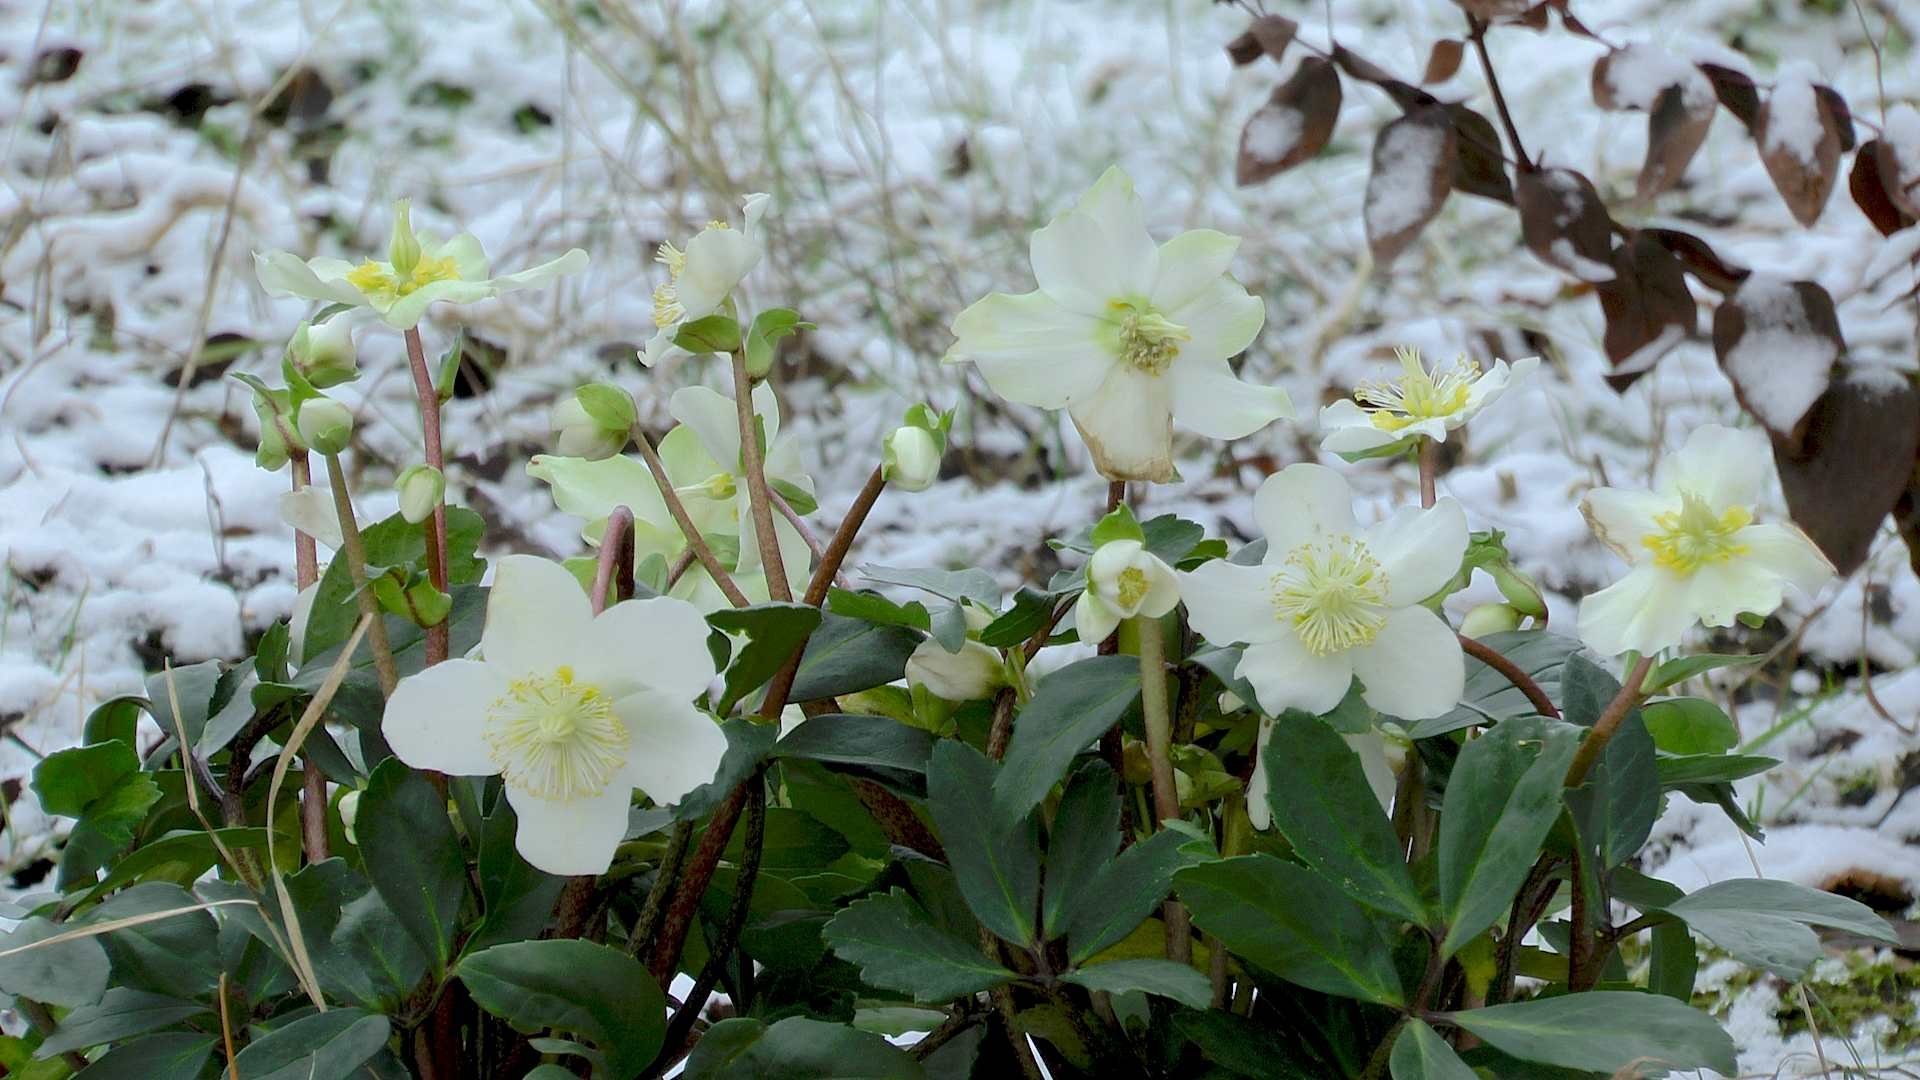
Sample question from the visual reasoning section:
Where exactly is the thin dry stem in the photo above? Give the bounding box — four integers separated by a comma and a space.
402, 328, 450, 666
731, 352, 792, 602
632, 429, 750, 608
1565, 655, 1656, 787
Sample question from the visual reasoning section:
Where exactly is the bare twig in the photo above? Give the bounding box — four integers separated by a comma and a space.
731, 353, 792, 602
1564, 655, 1655, 787
1467, 16, 1532, 172
590, 506, 635, 615
632, 429, 750, 609
1457, 634, 1561, 719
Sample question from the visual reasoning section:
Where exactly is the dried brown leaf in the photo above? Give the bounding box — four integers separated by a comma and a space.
1596, 233, 1695, 391
1364, 105, 1456, 267
1757, 81, 1842, 227
1235, 57, 1343, 186
1712, 277, 1843, 438
1815, 85, 1856, 152
1516, 168, 1615, 281
1446, 104, 1513, 204
1330, 45, 1433, 111
1423, 39, 1466, 85
1640, 228, 1750, 294
1849, 140, 1918, 237
1772, 372, 1920, 576
1638, 84, 1714, 199
1590, 51, 1622, 110
1697, 63, 1759, 131
1250, 15, 1298, 62
1225, 30, 1262, 67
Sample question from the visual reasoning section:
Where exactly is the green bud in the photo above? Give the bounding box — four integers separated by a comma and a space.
574, 382, 637, 432
288, 317, 359, 388
549, 396, 627, 460
407, 578, 452, 627
1489, 563, 1548, 618
396, 464, 445, 524
882, 425, 941, 491
296, 397, 355, 455
1460, 602, 1524, 638
250, 390, 296, 470
387, 198, 422, 276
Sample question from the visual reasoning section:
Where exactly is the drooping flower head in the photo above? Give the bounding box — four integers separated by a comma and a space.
642, 194, 771, 368
1576, 424, 1832, 657
255, 200, 587, 330
1180, 463, 1467, 722
946, 166, 1292, 483
1074, 538, 1180, 645
1318, 347, 1538, 459
382, 556, 724, 875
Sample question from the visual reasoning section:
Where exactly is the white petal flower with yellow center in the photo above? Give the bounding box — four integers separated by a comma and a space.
255, 200, 587, 331
382, 555, 724, 876
642, 193, 771, 368
1576, 424, 1833, 658
905, 604, 1006, 702
1180, 464, 1468, 721
1074, 539, 1181, 644
946, 166, 1292, 483
1318, 347, 1538, 458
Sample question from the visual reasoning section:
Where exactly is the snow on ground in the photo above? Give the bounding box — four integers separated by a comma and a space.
2, 0, 1917, 1070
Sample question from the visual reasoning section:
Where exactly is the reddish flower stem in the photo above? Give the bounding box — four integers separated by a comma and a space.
402, 328, 449, 666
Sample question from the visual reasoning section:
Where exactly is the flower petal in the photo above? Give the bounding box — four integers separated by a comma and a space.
1253, 463, 1356, 556
670, 386, 746, 473
1238, 632, 1353, 717
1657, 424, 1769, 509
1165, 276, 1264, 363
254, 250, 365, 307
505, 782, 630, 876
491, 248, 587, 293
1069, 365, 1175, 483
1073, 588, 1121, 646
677, 228, 758, 319
279, 487, 343, 550
1365, 497, 1468, 606
573, 596, 717, 701
527, 454, 671, 545
1167, 354, 1293, 440
1577, 564, 1696, 657
1348, 606, 1464, 721
1581, 488, 1673, 563
1180, 560, 1283, 646
382, 659, 505, 776
1344, 732, 1398, 814
481, 555, 595, 679
1150, 229, 1242, 313
380, 279, 495, 330
435, 233, 491, 280
1030, 166, 1158, 314
1246, 716, 1275, 830
948, 290, 1114, 409
615, 690, 730, 806
1738, 522, 1835, 596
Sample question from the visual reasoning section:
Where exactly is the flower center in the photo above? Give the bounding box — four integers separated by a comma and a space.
1355, 347, 1479, 432
1113, 566, 1150, 610
345, 255, 460, 301
1270, 537, 1391, 656
485, 665, 629, 801
676, 472, 739, 501
1642, 492, 1752, 574
1109, 301, 1190, 376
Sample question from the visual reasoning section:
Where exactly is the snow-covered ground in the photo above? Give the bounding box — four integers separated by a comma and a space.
2, 0, 1916, 1070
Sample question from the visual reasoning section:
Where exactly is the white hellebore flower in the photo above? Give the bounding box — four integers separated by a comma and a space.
255, 199, 588, 331
642, 193, 771, 368
905, 606, 1005, 702
382, 555, 725, 876
946, 166, 1291, 483
1075, 540, 1180, 644
883, 425, 942, 492
1318, 347, 1538, 457
1576, 424, 1833, 657
1180, 463, 1468, 721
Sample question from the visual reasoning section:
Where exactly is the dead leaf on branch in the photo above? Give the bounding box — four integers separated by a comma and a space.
1712, 275, 1844, 437
1757, 75, 1843, 227
1235, 57, 1342, 186
1364, 105, 1456, 267
1596, 233, 1695, 392
1772, 370, 1920, 576
1516, 168, 1615, 282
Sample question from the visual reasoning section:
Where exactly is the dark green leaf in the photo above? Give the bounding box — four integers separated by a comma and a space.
822, 889, 1015, 1003
791, 614, 921, 702
470, 794, 566, 954
1174, 1010, 1323, 1078
826, 589, 932, 631
1389, 1018, 1478, 1080
927, 741, 1039, 947
775, 714, 934, 775
1445, 992, 1736, 1074
82, 697, 146, 750
1658, 877, 1897, 976
744, 308, 812, 377
145, 660, 224, 749
683, 1016, 922, 1079
1042, 762, 1122, 939
1066, 829, 1201, 964
726, 808, 849, 872
229, 1009, 390, 1080
357, 758, 468, 969
458, 939, 666, 1080
1640, 697, 1738, 754
1560, 661, 1659, 871
0, 916, 110, 1008
991, 655, 1140, 829
82, 883, 219, 1000
31, 741, 163, 888
675, 313, 743, 354
1054, 513, 1207, 566
859, 566, 1001, 607
1648, 921, 1699, 1000
709, 603, 823, 713
978, 587, 1062, 649
1176, 854, 1405, 1005
36, 989, 205, 1056
1261, 711, 1427, 924
1062, 958, 1210, 1008
1656, 753, 1777, 785
1644, 652, 1761, 693
675, 720, 776, 822
72, 1032, 215, 1080
1436, 715, 1580, 957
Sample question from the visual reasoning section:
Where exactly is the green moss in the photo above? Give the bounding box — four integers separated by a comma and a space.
1775, 954, 1920, 1051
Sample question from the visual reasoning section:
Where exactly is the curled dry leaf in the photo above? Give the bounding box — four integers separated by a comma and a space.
1227, 15, 1299, 67
1423, 39, 1466, 85
1446, 104, 1513, 204
1236, 57, 1343, 186
1849, 140, 1917, 238
1771, 370, 1920, 576
1363, 105, 1456, 267
1516, 168, 1615, 282
1639, 84, 1715, 199
1596, 233, 1695, 391
1640, 228, 1749, 294
1757, 74, 1842, 227
1814, 85, 1855, 152
1697, 63, 1759, 131
1453, 0, 1535, 19
1331, 45, 1432, 111
1711, 274, 1843, 437
1882, 105, 1920, 219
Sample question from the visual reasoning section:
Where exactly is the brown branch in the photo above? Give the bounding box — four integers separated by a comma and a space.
290, 455, 328, 861
589, 507, 635, 615
1457, 634, 1561, 719
401, 327, 449, 666
731, 353, 792, 603
323, 453, 398, 695
652, 785, 767, 1077
629, 821, 694, 960
632, 429, 750, 609
1564, 654, 1655, 787
648, 782, 750, 984
758, 467, 888, 716
1467, 16, 1533, 171
1418, 437, 1439, 508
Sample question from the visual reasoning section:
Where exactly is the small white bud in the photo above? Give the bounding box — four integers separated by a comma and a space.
905, 637, 1005, 702
550, 397, 627, 460
396, 464, 445, 524
883, 425, 941, 492
296, 397, 355, 455
1460, 602, 1523, 639
387, 199, 422, 276
291, 318, 359, 388
338, 789, 361, 845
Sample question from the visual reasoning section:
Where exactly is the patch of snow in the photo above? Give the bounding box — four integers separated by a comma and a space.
1721, 274, 1838, 432
1242, 105, 1303, 164
1363, 118, 1447, 240
1763, 64, 1827, 167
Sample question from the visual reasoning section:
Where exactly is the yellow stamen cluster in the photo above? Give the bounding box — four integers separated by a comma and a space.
1355, 347, 1480, 432
1114, 566, 1150, 609
1110, 301, 1190, 376
650, 222, 732, 329
485, 665, 629, 801
1270, 537, 1391, 656
345, 254, 460, 301
1642, 492, 1752, 574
